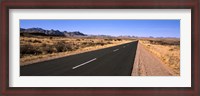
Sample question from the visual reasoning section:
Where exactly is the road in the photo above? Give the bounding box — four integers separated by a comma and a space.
20, 41, 138, 76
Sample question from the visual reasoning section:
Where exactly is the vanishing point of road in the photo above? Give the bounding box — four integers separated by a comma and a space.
20, 41, 138, 76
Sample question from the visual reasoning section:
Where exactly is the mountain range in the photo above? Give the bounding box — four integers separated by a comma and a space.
20, 28, 87, 37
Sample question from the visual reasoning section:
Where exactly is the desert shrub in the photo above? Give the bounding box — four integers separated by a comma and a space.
54, 41, 66, 52
81, 42, 96, 47
42, 43, 47, 47
104, 39, 108, 41
28, 40, 32, 42
54, 41, 73, 52
76, 39, 81, 41
114, 39, 117, 41
89, 42, 96, 46
169, 46, 180, 51
169, 48, 174, 51
80, 42, 87, 47
105, 39, 113, 41
42, 45, 56, 54
82, 42, 87, 45
33, 39, 42, 43
106, 41, 112, 44
20, 44, 42, 56
49, 37, 53, 39
96, 42, 105, 46
117, 39, 122, 41
72, 45, 80, 50
64, 43, 73, 51
149, 40, 180, 45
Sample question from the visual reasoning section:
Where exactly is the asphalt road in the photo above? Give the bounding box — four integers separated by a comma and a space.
20, 41, 138, 76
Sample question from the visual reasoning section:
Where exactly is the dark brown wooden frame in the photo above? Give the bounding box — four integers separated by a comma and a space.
0, 0, 199, 96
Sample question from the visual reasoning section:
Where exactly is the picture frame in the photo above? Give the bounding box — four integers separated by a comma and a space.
0, 0, 199, 96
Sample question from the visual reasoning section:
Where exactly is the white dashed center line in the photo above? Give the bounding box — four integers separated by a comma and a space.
113, 49, 119, 52
72, 58, 97, 69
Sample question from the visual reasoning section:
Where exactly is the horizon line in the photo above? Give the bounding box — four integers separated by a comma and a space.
20, 27, 180, 38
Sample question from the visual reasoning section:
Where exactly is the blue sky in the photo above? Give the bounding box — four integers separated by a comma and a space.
20, 20, 180, 37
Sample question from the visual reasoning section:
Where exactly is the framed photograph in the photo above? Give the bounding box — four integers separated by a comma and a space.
1, 0, 199, 95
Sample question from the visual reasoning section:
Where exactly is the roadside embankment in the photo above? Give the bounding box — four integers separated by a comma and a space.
132, 41, 176, 76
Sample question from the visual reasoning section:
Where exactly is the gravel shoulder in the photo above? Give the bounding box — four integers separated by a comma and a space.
132, 41, 177, 76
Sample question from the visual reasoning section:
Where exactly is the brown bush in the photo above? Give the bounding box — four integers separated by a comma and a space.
106, 41, 112, 44
49, 37, 53, 39
76, 39, 81, 41
104, 39, 113, 41
117, 39, 122, 41
96, 42, 105, 46
20, 44, 42, 57
28, 40, 32, 42
81, 42, 96, 47
33, 39, 42, 43
149, 40, 180, 45
42, 45, 57, 54
54, 41, 73, 52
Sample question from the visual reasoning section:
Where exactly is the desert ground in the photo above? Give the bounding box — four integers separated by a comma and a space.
139, 38, 180, 75
20, 36, 134, 66
20, 35, 180, 76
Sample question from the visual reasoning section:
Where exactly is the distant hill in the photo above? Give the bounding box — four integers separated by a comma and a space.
20, 28, 87, 37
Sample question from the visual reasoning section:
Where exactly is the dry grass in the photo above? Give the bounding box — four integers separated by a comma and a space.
140, 38, 180, 75
20, 36, 134, 66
